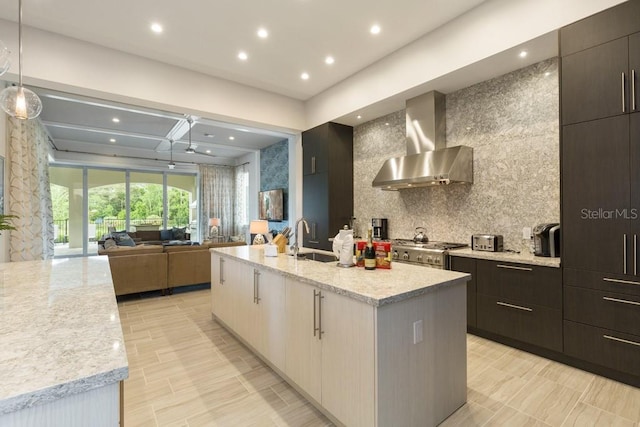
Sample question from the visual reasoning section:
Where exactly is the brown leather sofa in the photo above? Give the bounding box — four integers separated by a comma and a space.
99, 241, 246, 296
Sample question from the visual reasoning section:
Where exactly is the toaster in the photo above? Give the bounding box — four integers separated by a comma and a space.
472, 234, 504, 252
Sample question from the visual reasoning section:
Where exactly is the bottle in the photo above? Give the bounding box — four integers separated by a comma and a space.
364, 228, 376, 270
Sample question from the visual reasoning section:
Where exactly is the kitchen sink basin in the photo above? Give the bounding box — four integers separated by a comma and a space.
296, 252, 337, 263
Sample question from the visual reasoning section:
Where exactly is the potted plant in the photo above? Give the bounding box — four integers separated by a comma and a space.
0, 214, 17, 234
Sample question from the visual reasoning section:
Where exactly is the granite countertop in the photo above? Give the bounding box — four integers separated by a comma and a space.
450, 248, 561, 268
0, 257, 128, 415
211, 246, 470, 307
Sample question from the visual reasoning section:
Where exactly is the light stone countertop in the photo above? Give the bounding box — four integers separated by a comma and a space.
211, 245, 470, 307
450, 248, 561, 268
0, 257, 128, 415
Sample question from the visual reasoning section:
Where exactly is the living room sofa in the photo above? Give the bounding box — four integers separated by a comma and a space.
99, 241, 246, 296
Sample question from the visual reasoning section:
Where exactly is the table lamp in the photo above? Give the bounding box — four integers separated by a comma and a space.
209, 218, 220, 238
250, 220, 269, 245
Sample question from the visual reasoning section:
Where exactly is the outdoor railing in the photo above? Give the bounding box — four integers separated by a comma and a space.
53, 218, 191, 244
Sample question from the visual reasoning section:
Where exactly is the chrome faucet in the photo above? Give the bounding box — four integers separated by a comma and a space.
290, 217, 310, 257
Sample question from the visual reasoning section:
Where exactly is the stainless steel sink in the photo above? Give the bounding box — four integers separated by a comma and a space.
296, 252, 337, 263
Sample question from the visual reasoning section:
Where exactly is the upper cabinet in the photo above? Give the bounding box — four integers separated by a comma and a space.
302, 122, 353, 251
560, 0, 640, 126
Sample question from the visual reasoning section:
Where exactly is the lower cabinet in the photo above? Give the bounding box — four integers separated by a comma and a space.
284, 278, 375, 427
211, 254, 237, 327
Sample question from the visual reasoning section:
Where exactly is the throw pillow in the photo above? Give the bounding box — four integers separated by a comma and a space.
172, 226, 187, 240
112, 231, 136, 247
103, 238, 117, 250
160, 229, 173, 241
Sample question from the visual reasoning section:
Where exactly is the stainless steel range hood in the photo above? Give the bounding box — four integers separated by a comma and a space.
372, 91, 473, 190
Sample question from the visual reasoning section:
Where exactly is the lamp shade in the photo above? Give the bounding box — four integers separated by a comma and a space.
249, 220, 269, 235
209, 218, 220, 227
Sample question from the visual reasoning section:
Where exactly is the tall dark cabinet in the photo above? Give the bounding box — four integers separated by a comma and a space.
301, 122, 353, 251
561, 0, 640, 384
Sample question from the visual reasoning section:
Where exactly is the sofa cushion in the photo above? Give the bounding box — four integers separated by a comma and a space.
99, 244, 164, 256
172, 226, 187, 240
104, 238, 117, 250
160, 229, 173, 241
136, 230, 162, 241
112, 231, 136, 246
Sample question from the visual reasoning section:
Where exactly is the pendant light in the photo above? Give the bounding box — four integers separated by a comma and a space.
168, 139, 175, 169
185, 117, 195, 154
0, 0, 43, 120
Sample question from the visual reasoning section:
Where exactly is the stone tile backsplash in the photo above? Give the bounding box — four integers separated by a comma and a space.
353, 58, 559, 253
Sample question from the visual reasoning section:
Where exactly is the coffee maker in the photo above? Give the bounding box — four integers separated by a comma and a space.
371, 218, 388, 240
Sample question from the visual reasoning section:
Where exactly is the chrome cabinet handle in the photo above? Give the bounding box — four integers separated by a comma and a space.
496, 301, 533, 312
496, 264, 532, 272
624, 234, 628, 275
219, 258, 225, 284
632, 69, 637, 111
253, 270, 261, 304
318, 290, 324, 340
603, 334, 640, 347
603, 277, 640, 286
311, 156, 316, 174
622, 72, 627, 113
313, 290, 318, 337
603, 296, 640, 307
635, 234, 637, 276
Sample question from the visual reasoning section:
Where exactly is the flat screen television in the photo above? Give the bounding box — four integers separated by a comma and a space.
259, 188, 284, 221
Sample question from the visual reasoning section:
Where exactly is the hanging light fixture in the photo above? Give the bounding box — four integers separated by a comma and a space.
185, 117, 195, 154
0, 0, 42, 120
168, 139, 176, 169
0, 40, 10, 77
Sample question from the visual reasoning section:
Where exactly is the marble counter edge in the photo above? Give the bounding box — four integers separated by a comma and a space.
0, 366, 128, 416
211, 248, 470, 307
449, 249, 561, 268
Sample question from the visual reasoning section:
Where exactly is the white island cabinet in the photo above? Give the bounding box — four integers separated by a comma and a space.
211, 246, 469, 427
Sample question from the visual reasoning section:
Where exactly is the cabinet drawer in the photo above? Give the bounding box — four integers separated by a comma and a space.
564, 285, 640, 336
477, 294, 562, 351
564, 320, 640, 377
477, 260, 562, 308
564, 268, 640, 298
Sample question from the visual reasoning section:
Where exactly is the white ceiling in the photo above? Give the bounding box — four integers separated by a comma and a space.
0, 0, 563, 166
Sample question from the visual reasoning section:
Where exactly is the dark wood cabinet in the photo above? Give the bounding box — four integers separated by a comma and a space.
449, 256, 477, 328
302, 122, 353, 251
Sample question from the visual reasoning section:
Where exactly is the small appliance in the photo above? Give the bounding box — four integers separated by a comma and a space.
533, 223, 560, 257
371, 218, 388, 240
472, 234, 504, 252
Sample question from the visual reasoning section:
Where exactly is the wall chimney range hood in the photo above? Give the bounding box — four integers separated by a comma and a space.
372, 91, 473, 190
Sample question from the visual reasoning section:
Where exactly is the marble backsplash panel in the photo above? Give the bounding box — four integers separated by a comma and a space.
353, 58, 559, 253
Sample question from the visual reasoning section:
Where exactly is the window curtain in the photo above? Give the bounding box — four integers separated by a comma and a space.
234, 163, 249, 237
199, 165, 235, 240
7, 116, 55, 261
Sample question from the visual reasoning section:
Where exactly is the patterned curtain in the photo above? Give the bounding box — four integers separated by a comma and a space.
234, 163, 249, 237
7, 117, 55, 261
199, 165, 235, 241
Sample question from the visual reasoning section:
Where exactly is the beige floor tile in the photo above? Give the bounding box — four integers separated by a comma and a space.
536, 361, 595, 394
439, 401, 497, 426
167, 356, 252, 392
186, 389, 285, 426
466, 387, 505, 413
485, 405, 552, 427
124, 377, 173, 413
561, 402, 636, 427
271, 402, 333, 427
270, 382, 307, 407
468, 366, 529, 405
467, 349, 493, 381
490, 348, 550, 380
238, 365, 286, 393
124, 404, 157, 427
467, 335, 513, 360
507, 375, 582, 425
580, 376, 640, 423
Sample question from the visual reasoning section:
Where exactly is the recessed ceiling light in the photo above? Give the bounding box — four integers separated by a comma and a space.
519, 50, 528, 58
370, 24, 381, 35
229, 136, 235, 140
301, 72, 310, 80
238, 51, 248, 61
357, 115, 362, 119
150, 23, 163, 34
109, 138, 116, 143
257, 27, 269, 39
544, 71, 551, 77
112, 117, 120, 123
385, 122, 389, 126
325, 56, 335, 65
206, 149, 211, 154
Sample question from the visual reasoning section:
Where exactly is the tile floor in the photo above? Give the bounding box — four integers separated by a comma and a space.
117, 288, 640, 427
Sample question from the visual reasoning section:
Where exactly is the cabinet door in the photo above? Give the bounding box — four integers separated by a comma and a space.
302, 125, 328, 175
562, 116, 630, 273
211, 255, 236, 327
630, 113, 640, 263
233, 266, 258, 348
630, 33, 640, 114
450, 256, 477, 328
321, 291, 375, 427
211, 254, 223, 316
255, 268, 286, 372
284, 279, 322, 402
303, 172, 329, 250
562, 37, 629, 125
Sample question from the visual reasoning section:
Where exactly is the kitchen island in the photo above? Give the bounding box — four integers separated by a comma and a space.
210, 245, 470, 427
0, 257, 128, 426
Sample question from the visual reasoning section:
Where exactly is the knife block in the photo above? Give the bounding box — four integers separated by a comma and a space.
272, 234, 288, 253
